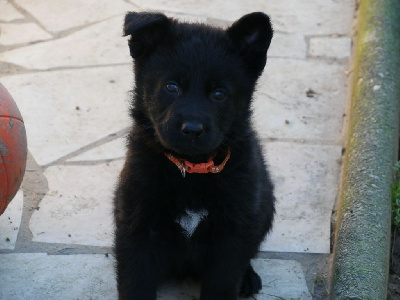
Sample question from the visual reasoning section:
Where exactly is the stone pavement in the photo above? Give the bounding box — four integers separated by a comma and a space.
0, 0, 356, 299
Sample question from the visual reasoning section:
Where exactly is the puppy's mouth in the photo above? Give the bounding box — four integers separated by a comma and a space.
160, 139, 220, 157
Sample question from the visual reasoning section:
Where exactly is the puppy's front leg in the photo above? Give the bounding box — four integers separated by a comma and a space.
115, 233, 160, 300
200, 237, 251, 300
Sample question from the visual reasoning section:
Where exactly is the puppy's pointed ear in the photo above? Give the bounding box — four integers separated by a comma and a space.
227, 12, 273, 77
123, 12, 171, 59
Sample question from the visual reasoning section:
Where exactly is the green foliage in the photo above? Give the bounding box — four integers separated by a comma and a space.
392, 161, 400, 227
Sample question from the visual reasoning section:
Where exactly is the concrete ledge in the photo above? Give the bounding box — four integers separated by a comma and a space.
330, 0, 400, 299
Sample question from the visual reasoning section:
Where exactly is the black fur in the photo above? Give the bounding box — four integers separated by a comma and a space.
114, 11, 275, 300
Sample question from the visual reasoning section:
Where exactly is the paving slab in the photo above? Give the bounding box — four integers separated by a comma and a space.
29, 160, 123, 247
0, 254, 311, 300
0, 66, 132, 166
0, 253, 117, 300
309, 37, 352, 59
250, 258, 311, 299
134, 0, 354, 35
14, 0, 135, 32
0, 23, 52, 46
261, 142, 342, 253
253, 58, 348, 141
268, 33, 307, 59
67, 136, 127, 162
0, 0, 25, 22
0, 190, 23, 250
264, 0, 355, 35
0, 16, 131, 70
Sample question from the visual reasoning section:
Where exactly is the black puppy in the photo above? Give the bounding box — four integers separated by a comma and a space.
114, 11, 275, 300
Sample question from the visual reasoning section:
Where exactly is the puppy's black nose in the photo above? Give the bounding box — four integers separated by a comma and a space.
181, 121, 204, 138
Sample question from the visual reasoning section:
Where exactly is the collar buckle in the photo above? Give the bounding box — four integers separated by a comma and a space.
184, 161, 214, 174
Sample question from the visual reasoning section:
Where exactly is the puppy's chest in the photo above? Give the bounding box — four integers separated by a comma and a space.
170, 180, 225, 238
175, 208, 209, 238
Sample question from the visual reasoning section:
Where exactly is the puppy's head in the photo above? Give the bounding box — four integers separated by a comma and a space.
124, 12, 273, 157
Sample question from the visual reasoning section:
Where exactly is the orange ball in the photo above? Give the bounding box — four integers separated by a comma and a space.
0, 83, 27, 215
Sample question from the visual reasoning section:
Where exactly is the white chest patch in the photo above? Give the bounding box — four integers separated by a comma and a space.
175, 209, 208, 238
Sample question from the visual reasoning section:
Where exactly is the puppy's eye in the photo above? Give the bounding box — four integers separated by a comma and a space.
211, 89, 227, 102
166, 82, 179, 93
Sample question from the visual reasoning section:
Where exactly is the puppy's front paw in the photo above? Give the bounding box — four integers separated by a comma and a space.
239, 266, 262, 297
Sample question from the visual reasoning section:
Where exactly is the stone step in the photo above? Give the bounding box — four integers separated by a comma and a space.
0, 254, 311, 300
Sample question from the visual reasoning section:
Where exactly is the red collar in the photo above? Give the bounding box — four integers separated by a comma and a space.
164, 149, 231, 178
